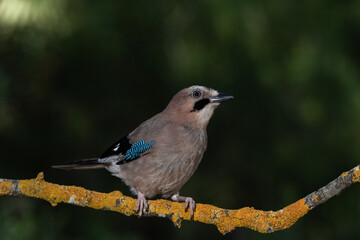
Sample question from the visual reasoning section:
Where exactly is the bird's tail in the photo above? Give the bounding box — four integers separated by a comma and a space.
52, 158, 105, 170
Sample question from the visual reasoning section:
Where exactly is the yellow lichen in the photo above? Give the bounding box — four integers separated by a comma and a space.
0, 181, 12, 195
276, 199, 310, 229
213, 199, 309, 234
353, 168, 360, 182
0, 169, 357, 234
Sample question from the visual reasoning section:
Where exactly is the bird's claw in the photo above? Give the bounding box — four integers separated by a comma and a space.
135, 191, 148, 217
171, 194, 196, 218
184, 197, 196, 217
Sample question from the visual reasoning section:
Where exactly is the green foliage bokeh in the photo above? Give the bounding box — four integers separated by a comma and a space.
0, 0, 359, 239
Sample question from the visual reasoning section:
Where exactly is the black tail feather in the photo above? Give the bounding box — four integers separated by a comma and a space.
52, 158, 105, 170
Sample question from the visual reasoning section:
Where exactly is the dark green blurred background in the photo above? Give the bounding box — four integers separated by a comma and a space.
1, 0, 360, 239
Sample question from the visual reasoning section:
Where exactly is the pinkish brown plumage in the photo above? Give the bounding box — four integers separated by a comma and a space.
53, 86, 233, 217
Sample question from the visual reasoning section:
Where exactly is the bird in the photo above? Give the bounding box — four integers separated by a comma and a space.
53, 86, 233, 217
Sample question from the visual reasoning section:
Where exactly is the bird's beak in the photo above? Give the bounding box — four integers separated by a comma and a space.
209, 92, 234, 103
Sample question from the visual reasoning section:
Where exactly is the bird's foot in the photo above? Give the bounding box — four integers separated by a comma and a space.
171, 194, 196, 218
135, 191, 148, 217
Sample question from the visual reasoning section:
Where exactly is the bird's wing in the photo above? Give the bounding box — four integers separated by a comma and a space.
100, 135, 132, 159
100, 135, 156, 165
100, 113, 165, 164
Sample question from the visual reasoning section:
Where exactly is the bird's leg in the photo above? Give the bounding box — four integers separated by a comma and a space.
135, 190, 148, 217
171, 193, 196, 217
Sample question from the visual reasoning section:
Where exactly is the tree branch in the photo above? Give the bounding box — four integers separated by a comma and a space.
0, 164, 359, 234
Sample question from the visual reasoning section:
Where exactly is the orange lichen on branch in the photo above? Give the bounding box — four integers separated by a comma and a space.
0, 164, 359, 234
188, 198, 309, 234
0, 181, 12, 195
0, 172, 311, 234
230, 199, 309, 234
268, 199, 309, 231
17, 172, 138, 215
353, 167, 360, 182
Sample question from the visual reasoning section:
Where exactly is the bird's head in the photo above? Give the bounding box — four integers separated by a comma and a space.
163, 86, 234, 128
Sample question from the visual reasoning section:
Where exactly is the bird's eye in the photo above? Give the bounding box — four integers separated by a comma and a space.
192, 90, 202, 98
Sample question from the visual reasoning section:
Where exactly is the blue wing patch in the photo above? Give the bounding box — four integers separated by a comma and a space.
101, 137, 155, 165
124, 139, 156, 160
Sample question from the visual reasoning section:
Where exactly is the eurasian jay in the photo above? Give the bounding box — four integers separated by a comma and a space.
53, 86, 233, 217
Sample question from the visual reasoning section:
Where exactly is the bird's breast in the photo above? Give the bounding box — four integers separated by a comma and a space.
119, 125, 208, 198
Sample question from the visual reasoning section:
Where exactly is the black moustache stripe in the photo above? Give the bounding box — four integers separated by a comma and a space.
191, 98, 210, 112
